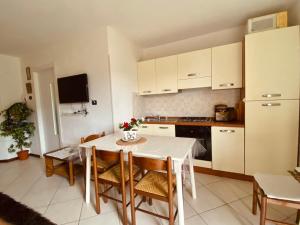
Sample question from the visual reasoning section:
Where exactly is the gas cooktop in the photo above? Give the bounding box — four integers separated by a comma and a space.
177, 117, 214, 122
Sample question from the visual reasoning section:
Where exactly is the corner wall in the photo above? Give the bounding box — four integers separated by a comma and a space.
0, 54, 24, 159
21, 27, 114, 150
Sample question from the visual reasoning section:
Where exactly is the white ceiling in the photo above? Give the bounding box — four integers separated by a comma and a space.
0, 0, 297, 56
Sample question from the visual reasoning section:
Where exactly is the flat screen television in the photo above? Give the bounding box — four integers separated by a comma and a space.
57, 73, 89, 103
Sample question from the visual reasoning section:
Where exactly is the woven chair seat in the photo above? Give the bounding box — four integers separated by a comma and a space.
135, 171, 175, 197
92, 158, 116, 171
98, 163, 139, 183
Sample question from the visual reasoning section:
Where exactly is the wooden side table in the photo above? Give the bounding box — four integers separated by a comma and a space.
44, 146, 82, 185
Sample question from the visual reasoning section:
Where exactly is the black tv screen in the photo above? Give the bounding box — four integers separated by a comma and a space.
57, 74, 89, 103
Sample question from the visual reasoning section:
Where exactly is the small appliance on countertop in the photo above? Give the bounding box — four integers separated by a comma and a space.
214, 104, 236, 122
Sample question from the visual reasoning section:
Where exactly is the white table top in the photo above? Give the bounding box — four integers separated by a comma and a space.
79, 133, 196, 162
254, 173, 300, 202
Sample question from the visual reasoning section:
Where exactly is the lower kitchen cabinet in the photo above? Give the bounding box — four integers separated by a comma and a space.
212, 126, 244, 174
138, 124, 175, 137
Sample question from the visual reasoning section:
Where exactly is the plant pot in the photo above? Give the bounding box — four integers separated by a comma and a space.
123, 130, 137, 141
17, 150, 29, 160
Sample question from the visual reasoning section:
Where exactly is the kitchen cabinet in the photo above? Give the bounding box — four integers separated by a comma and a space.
245, 100, 299, 175
178, 48, 212, 89
212, 126, 244, 174
245, 26, 300, 100
138, 124, 175, 137
156, 55, 178, 94
138, 60, 156, 95
212, 42, 242, 90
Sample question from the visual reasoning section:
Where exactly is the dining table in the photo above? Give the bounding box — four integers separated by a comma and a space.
79, 133, 197, 225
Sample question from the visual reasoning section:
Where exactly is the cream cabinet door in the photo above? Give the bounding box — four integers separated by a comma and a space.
156, 56, 178, 94
212, 42, 242, 90
138, 60, 156, 95
153, 124, 175, 137
245, 26, 300, 100
212, 127, 244, 173
245, 100, 299, 175
178, 48, 212, 80
138, 124, 155, 135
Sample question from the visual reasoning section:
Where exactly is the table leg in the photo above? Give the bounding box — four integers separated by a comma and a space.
45, 157, 54, 177
188, 151, 197, 199
85, 148, 91, 204
174, 161, 185, 225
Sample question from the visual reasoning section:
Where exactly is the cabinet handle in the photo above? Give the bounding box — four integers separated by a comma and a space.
262, 103, 281, 107
141, 126, 148, 128
143, 90, 152, 94
219, 83, 234, 87
262, 93, 281, 98
220, 129, 235, 133
187, 73, 197, 77
159, 126, 169, 129
162, 89, 171, 92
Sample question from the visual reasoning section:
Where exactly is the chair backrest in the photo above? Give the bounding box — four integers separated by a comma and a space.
80, 131, 105, 144
96, 149, 121, 164
131, 155, 169, 171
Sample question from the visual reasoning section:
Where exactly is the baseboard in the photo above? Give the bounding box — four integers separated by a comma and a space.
194, 166, 253, 182
30, 153, 41, 158
0, 157, 18, 163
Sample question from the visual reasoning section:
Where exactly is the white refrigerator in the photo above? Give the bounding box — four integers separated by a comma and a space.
245, 25, 300, 175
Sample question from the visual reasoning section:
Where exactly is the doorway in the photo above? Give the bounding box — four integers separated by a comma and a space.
33, 67, 60, 154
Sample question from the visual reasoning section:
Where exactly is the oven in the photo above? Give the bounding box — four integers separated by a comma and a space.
175, 125, 212, 167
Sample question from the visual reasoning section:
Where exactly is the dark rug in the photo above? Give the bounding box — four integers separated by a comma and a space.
0, 192, 56, 225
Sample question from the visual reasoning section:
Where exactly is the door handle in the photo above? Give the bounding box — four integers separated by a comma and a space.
219, 83, 234, 87
162, 89, 171, 92
143, 90, 152, 94
159, 127, 169, 129
187, 73, 197, 77
262, 93, 281, 98
262, 103, 281, 107
219, 130, 235, 133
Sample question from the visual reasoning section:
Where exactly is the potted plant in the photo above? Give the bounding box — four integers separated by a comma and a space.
0, 102, 35, 160
119, 118, 142, 141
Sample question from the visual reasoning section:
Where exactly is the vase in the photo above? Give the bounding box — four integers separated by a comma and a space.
17, 150, 29, 160
123, 130, 137, 141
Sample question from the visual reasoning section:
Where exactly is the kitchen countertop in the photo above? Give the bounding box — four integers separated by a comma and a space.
143, 117, 244, 128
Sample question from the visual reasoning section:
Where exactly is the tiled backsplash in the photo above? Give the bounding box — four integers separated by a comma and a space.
133, 88, 241, 118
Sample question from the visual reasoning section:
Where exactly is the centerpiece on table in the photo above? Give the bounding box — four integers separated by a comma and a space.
119, 118, 142, 141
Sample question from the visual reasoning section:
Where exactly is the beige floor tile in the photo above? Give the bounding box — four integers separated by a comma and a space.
229, 196, 286, 225
52, 184, 84, 204
80, 198, 118, 219
201, 204, 252, 225
44, 198, 83, 225
32, 206, 48, 215
79, 211, 120, 225
63, 222, 78, 225
184, 186, 225, 213
195, 173, 224, 185
20, 187, 58, 208
206, 180, 249, 203
185, 215, 207, 225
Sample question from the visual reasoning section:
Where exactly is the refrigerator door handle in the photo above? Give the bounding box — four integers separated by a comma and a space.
262, 103, 281, 107
262, 93, 281, 98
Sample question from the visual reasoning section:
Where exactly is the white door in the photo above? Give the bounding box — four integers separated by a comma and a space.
245, 100, 299, 175
212, 127, 244, 173
34, 68, 60, 153
212, 42, 243, 90
138, 60, 156, 95
156, 55, 178, 94
245, 26, 300, 100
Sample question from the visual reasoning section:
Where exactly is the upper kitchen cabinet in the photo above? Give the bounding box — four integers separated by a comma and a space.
156, 55, 178, 94
245, 26, 300, 100
138, 59, 156, 95
212, 42, 243, 90
178, 48, 212, 89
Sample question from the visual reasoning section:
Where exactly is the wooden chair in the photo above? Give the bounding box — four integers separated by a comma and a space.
128, 151, 177, 225
252, 173, 300, 225
92, 147, 140, 225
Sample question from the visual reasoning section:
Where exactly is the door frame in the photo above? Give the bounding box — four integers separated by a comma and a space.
32, 66, 62, 155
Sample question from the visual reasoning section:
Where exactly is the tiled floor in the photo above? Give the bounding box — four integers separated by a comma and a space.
0, 157, 298, 225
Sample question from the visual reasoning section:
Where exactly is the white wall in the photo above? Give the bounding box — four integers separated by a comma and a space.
142, 25, 246, 60
107, 27, 140, 131
21, 27, 114, 149
0, 54, 24, 159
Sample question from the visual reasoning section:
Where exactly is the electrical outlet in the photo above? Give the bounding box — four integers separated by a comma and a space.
91, 100, 97, 105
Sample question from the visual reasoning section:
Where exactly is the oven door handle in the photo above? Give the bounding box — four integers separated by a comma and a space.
219, 129, 235, 133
